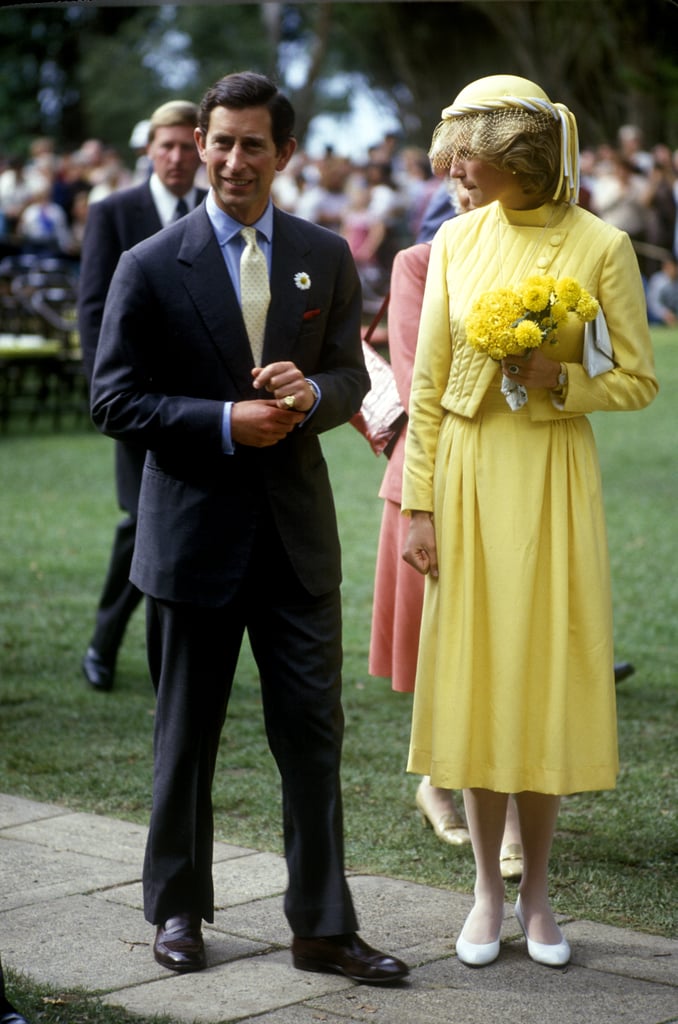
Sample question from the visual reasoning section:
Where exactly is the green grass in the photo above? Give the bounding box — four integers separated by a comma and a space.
1, 330, 677, 1019
0, 973, 178, 1024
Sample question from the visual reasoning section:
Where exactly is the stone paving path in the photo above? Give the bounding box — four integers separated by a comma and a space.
1, 794, 676, 1024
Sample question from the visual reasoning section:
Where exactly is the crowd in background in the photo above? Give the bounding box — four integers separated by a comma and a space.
1, 120, 677, 326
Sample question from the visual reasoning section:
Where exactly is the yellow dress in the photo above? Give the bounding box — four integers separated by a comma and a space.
402, 201, 658, 795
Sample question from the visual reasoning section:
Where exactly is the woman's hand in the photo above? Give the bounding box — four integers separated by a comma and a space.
501, 348, 561, 390
403, 511, 439, 578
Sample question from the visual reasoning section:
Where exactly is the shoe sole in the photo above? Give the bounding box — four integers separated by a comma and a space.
292, 955, 407, 984
154, 953, 206, 973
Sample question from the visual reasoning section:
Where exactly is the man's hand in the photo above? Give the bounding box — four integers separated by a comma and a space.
403, 511, 439, 578
231, 399, 304, 447
252, 361, 316, 412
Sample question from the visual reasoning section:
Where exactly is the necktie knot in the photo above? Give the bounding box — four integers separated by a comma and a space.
239, 227, 270, 366
174, 197, 189, 220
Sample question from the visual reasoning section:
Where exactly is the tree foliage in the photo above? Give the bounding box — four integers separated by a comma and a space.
0, 5, 160, 157
0, 1, 676, 163
322, 0, 678, 150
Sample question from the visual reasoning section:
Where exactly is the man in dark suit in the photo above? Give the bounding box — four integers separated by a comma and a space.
90, 72, 408, 986
79, 100, 206, 691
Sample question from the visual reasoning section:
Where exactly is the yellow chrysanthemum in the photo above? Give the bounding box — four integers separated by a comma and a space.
554, 277, 582, 307
550, 300, 569, 325
524, 273, 555, 292
513, 319, 543, 349
466, 289, 522, 354
576, 293, 600, 321
520, 275, 554, 313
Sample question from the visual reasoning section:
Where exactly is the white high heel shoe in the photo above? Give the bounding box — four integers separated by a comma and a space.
514, 897, 571, 967
455, 912, 501, 967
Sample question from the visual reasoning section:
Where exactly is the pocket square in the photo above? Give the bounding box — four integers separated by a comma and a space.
303, 308, 321, 321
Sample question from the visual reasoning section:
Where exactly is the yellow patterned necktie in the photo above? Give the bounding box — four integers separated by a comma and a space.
239, 226, 270, 365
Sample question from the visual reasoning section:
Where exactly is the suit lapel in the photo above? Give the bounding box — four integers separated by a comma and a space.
265, 210, 313, 364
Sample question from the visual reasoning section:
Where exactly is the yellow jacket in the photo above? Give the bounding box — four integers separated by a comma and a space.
402, 201, 658, 514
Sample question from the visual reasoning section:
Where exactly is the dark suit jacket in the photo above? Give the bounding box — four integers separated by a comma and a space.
90, 204, 369, 605
78, 181, 207, 511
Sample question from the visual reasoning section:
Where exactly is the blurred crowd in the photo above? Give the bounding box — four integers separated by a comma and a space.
1, 120, 677, 326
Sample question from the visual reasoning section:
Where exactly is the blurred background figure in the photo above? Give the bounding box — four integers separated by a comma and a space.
590, 153, 648, 252
340, 179, 387, 301
16, 183, 73, 258
295, 149, 352, 232
641, 144, 677, 278
0, 157, 34, 247
646, 256, 678, 326
78, 99, 205, 693
129, 118, 152, 184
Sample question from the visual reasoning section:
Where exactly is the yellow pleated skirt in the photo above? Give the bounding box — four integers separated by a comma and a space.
407, 380, 618, 795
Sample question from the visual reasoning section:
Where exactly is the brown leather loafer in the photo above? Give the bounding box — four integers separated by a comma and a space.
153, 913, 206, 973
292, 933, 408, 984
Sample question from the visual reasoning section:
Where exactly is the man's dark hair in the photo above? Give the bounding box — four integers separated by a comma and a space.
198, 72, 295, 151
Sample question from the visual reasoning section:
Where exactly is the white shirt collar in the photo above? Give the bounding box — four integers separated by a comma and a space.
149, 173, 197, 226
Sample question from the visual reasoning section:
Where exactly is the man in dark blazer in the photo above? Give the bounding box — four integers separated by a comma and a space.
90, 72, 408, 986
78, 99, 206, 691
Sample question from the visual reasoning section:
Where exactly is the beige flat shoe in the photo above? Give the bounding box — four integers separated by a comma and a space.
500, 842, 523, 880
415, 781, 471, 846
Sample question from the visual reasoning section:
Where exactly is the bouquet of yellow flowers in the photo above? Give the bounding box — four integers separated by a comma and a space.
465, 274, 599, 409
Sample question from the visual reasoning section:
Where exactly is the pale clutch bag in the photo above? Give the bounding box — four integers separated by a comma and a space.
583, 307, 614, 377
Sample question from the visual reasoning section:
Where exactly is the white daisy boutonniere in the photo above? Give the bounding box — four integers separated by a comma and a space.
294, 271, 311, 290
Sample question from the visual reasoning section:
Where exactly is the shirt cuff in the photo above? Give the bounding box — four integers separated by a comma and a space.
223, 382, 319, 452
303, 378, 321, 420
222, 401, 235, 454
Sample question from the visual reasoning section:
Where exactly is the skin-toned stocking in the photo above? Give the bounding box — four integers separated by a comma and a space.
502, 795, 522, 847
461, 788, 508, 943
514, 791, 562, 943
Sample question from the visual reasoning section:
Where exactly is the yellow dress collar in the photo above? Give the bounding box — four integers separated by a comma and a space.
496, 201, 567, 229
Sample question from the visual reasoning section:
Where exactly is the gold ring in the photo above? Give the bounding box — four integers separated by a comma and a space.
282, 394, 296, 409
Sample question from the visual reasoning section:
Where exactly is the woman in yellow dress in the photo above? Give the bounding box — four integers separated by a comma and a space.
402, 75, 658, 968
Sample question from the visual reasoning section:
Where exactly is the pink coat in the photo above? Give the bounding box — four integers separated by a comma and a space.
369, 243, 431, 692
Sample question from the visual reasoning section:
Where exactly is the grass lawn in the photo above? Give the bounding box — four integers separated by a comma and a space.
1, 328, 676, 1017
